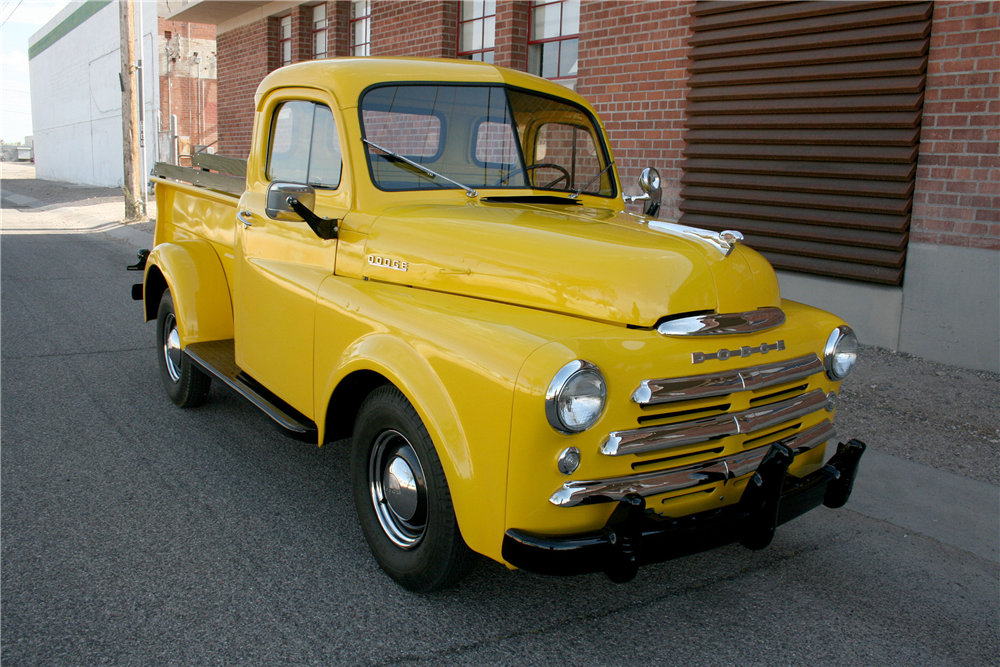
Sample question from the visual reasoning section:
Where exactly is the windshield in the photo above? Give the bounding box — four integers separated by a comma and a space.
360, 84, 615, 197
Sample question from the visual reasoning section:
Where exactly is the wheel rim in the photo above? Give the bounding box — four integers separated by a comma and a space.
162, 313, 182, 383
369, 429, 427, 549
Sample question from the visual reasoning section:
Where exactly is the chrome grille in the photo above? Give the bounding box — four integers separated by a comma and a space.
601, 389, 833, 457
549, 354, 833, 509
631, 353, 823, 406
551, 421, 836, 507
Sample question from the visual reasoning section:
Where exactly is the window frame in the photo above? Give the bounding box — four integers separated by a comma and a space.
457, 0, 496, 63
312, 3, 328, 59
278, 15, 292, 67
527, 0, 580, 86
350, 0, 371, 57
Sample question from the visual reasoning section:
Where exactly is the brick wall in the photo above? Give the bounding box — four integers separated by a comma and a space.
215, 2, 351, 157
371, 0, 458, 57
494, 1, 529, 70
159, 18, 217, 158
912, 0, 1000, 251
328, 1, 352, 59
217, 18, 279, 157
576, 0, 693, 218
291, 4, 313, 62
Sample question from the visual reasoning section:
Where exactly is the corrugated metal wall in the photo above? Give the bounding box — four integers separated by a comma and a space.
679, 1, 933, 285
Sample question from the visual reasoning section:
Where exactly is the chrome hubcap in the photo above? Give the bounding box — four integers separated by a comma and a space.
369, 430, 427, 549
162, 313, 182, 383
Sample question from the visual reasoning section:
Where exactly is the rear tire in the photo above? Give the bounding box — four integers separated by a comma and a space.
351, 385, 475, 592
156, 290, 211, 408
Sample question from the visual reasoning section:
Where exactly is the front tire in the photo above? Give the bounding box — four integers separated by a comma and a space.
351, 386, 474, 592
156, 290, 211, 408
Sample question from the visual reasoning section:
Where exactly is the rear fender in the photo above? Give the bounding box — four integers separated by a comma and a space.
144, 240, 234, 345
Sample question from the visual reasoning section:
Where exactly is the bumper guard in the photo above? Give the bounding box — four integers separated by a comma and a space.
502, 439, 866, 583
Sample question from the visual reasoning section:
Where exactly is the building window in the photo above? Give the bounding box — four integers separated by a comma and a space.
458, 0, 496, 63
279, 15, 292, 66
312, 4, 328, 59
351, 0, 371, 57
528, 0, 579, 90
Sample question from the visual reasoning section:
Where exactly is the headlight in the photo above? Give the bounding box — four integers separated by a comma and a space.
545, 360, 607, 434
824, 326, 858, 379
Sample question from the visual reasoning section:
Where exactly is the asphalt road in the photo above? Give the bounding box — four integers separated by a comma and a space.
2, 169, 997, 666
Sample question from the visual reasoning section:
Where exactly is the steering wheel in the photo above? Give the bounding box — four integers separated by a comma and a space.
493, 163, 571, 189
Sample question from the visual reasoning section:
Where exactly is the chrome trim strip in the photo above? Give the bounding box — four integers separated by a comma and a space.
601, 388, 834, 457
656, 307, 786, 337
551, 421, 836, 507
632, 354, 824, 406
647, 219, 739, 257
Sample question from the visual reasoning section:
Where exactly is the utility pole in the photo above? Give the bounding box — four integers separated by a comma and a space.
119, 0, 144, 221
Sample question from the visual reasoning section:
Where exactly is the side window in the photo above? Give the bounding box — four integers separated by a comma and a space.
362, 109, 443, 160
268, 101, 342, 188
533, 122, 600, 191
309, 106, 342, 187
474, 120, 518, 167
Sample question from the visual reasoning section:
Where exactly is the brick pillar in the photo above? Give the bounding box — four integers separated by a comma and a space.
291, 4, 313, 62
216, 17, 281, 158
577, 0, 694, 217
495, 1, 529, 70
911, 0, 1000, 250
371, 0, 458, 57
328, 0, 351, 57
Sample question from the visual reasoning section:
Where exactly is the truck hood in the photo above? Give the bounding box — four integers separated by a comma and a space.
362, 201, 780, 328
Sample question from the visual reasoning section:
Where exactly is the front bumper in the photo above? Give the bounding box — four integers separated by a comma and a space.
502, 438, 866, 583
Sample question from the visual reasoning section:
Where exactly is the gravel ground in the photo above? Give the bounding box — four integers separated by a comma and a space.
837, 345, 1000, 485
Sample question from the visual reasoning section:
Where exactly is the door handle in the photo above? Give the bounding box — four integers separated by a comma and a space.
237, 210, 253, 228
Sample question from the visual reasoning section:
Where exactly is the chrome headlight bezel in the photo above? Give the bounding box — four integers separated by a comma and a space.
824, 325, 858, 380
545, 360, 607, 434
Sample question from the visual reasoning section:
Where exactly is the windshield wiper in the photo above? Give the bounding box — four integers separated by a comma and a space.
362, 138, 479, 198
569, 161, 615, 199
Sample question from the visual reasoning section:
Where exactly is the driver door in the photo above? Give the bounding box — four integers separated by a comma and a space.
234, 90, 350, 419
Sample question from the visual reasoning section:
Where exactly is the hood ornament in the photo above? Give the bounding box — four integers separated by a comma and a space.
720, 230, 744, 245
646, 220, 744, 257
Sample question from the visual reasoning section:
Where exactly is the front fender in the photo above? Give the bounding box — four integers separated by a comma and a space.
144, 240, 234, 345
313, 278, 614, 564
336, 334, 474, 485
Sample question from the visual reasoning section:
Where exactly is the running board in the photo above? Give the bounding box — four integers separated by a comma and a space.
183, 339, 318, 443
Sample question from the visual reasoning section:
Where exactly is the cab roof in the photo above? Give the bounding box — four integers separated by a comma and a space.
254, 57, 594, 112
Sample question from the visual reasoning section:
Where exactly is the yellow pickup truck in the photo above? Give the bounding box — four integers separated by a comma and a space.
131, 58, 865, 592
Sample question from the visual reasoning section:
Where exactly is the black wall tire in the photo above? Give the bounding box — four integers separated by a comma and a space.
156, 290, 211, 408
351, 385, 475, 593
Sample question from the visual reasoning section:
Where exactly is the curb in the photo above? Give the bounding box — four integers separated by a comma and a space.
851, 448, 999, 563
105, 224, 154, 249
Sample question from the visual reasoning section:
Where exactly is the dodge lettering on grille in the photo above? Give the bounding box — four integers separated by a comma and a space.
693, 340, 785, 364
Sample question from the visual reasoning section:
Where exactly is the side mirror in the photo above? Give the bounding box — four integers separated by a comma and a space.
266, 182, 315, 221
638, 167, 661, 218
624, 167, 662, 218
265, 181, 339, 240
